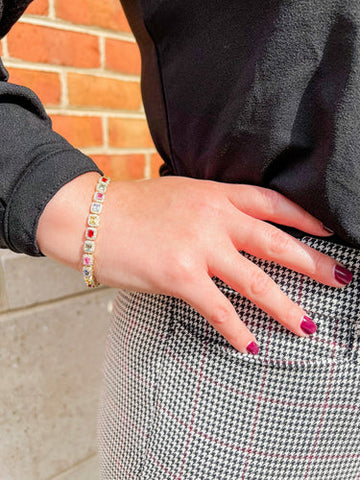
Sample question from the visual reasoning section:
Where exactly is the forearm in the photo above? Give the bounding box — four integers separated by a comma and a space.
36, 171, 102, 272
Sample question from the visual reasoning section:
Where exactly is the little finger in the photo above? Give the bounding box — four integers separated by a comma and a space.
179, 273, 260, 355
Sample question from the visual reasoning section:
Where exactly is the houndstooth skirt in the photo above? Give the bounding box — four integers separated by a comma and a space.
96, 235, 360, 480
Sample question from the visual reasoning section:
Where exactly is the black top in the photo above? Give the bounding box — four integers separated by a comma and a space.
122, 0, 360, 248
1, 0, 359, 258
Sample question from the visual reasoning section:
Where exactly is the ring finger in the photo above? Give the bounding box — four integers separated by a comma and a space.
209, 241, 318, 337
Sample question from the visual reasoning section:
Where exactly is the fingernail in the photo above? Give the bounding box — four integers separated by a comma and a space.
322, 223, 334, 234
246, 341, 259, 355
300, 315, 317, 335
334, 264, 353, 285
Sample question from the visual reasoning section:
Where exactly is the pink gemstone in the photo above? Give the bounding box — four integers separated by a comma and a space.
96, 193, 104, 200
84, 257, 91, 265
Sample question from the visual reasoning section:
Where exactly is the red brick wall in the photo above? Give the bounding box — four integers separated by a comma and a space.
1, 0, 163, 180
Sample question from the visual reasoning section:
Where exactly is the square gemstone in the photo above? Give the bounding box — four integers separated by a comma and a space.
96, 183, 107, 193
83, 254, 93, 265
94, 192, 104, 202
88, 214, 100, 227
83, 267, 92, 277
84, 240, 95, 253
85, 227, 97, 240
91, 202, 102, 214
100, 176, 109, 184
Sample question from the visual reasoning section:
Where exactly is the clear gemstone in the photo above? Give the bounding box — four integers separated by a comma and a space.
91, 202, 102, 214
96, 183, 107, 193
84, 240, 95, 253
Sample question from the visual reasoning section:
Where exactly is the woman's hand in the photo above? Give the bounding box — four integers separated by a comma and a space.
37, 173, 353, 354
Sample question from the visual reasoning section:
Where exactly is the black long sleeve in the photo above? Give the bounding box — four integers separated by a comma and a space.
122, 0, 360, 248
0, 1, 103, 257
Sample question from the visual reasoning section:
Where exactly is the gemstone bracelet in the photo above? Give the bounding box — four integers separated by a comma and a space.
82, 175, 111, 288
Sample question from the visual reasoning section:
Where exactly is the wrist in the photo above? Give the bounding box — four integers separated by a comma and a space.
36, 171, 102, 272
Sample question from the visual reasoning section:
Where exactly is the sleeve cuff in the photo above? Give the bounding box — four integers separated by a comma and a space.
4, 148, 104, 257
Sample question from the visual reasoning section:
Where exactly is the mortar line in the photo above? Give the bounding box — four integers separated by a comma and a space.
80, 146, 157, 156
48, 0, 55, 19
1, 37, 8, 58
144, 151, 152, 179
99, 36, 106, 70
19, 15, 136, 41
59, 70, 68, 107
3, 58, 140, 81
46, 108, 147, 118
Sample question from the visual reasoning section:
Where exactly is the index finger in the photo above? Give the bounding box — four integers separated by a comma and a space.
225, 184, 333, 237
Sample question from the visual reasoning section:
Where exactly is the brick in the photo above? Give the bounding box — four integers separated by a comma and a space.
151, 152, 165, 178
92, 154, 145, 180
7, 67, 61, 105
50, 115, 103, 148
0, 288, 115, 479
55, 0, 131, 32
105, 39, 141, 75
25, 0, 49, 15
91, 154, 111, 177
108, 118, 153, 148
7, 23, 100, 68
67, 73, 142, 110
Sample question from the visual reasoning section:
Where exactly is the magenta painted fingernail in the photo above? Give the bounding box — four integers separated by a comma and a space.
334, 264, 353, 285
300, 315, 317, 335
322, 224, 334, 234
246, 341, 259, 355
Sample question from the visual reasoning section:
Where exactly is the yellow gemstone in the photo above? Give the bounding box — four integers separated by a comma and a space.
88, 214, 100, 227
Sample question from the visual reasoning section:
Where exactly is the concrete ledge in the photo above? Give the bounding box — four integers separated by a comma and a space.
50, 455, 99, 480
0, 250, 98, 312
0, 287, 117, 480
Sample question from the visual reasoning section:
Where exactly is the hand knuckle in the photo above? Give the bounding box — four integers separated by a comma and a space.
174, 256, 196, 281
283, 303, 303, 324
261, 188, 281, 215
197, 197, 223, 219
210, 304, 233, 326
248, 269, 273, 297
309, 251, 328, 276
267, 229, 291, 254
163, 252, 196, 286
